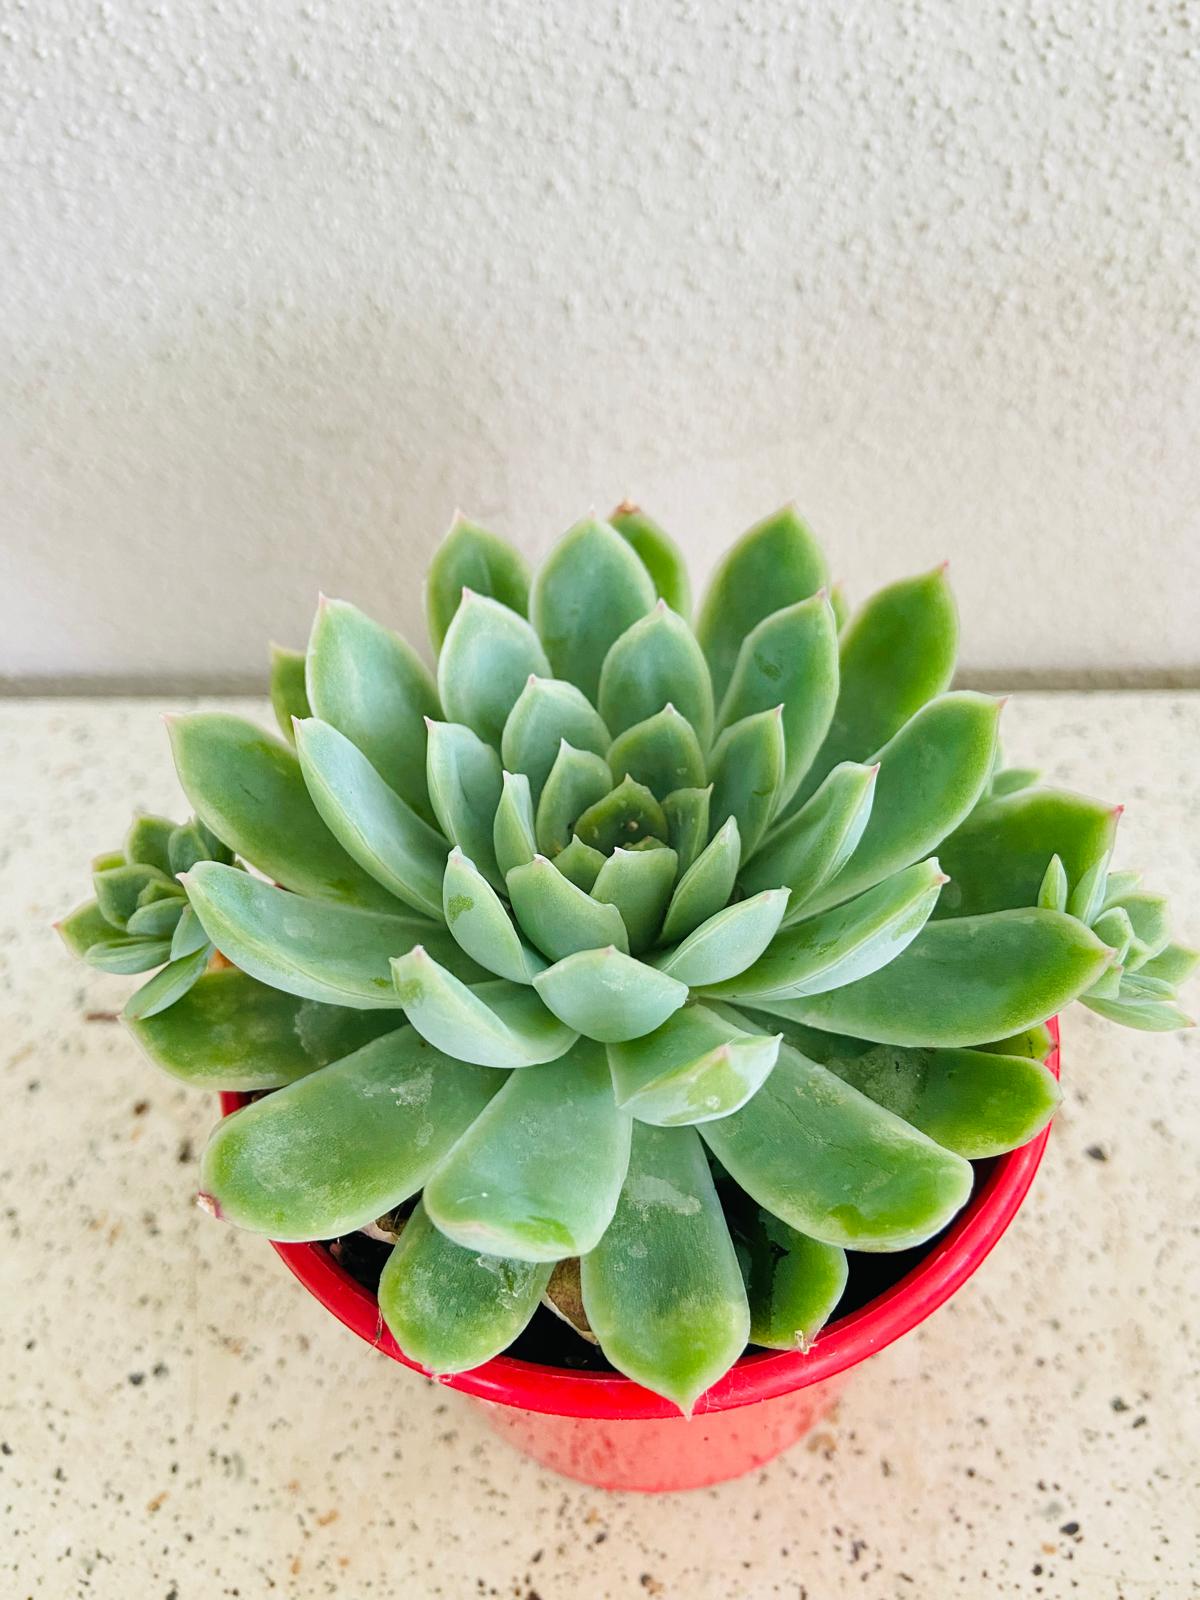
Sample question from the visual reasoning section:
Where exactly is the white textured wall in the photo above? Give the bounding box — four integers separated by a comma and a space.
3, 0, 1198, 686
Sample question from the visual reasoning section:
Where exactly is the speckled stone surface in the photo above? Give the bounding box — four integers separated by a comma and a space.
2, 695, 1196, 1599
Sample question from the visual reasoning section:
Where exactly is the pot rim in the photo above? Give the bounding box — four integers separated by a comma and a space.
218, 1018, 1059, 1421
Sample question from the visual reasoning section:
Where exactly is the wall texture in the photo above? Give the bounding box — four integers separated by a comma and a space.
3, 0, 1198, 687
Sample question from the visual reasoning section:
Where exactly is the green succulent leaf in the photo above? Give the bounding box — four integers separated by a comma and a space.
712, 860, 946, 1005
696, 506, 829, 705
169, 904, 208, 960
168, 713, 398, 911
531, 517, 657, 700
608, 503, 692, 618
787, 564, 958, 813
94, 862, 177, 930
294, 716, 449, 919
935, 788, 1121, 919
423, 1040, 632, 1261
56, 898, 118, 959
378, 1202, 551, 1374
990, 766, 1040, 799
306, 597, 440, 823
662, 786, 711, 876
701, 1040, 973, 1251
184, 862, 479, 1008
659, 816, 741, 945
437, 591, 552, 748
392, 950, 577, 1067
501, 677, 611, 800
732, 1206, 848, 1351
716, 594, 839, 805
552, 835, 606, 891
426, 515, 531, 651
598, 601, 714, 746
83, 937, 174, 975
608, 1002, 782, 1126
821, 1044, 1061, 1160
607, 706, 706, 800
534, 743, 614, 857
425, 719, 505, 891
740, 761, 877, 917
269, 645, 312, 744
1137, 942, 1199, 987
167, 818, 229, 876
978, 1022, 1057, 1062
492, 770, 537, 878
1083, 991, 1194, 1031
1090, 906, 1134, 967
801, 693, 1002, 915
1111, 891, 1171, 968
656, 889, 790, 989
126, 966, 400, 1089
442, 848, 545, 984
533, 948, 689, 1042
708, 706, 785, 858
1038, 854, 1070, 913
764, 908, 1114, 1046
125, 896, 186, 940
590, 847, 678, 955
507, 854, 630, 959
121, 944, 213, 1021
124, 813, 177, 874
580, 1122, 750, 1414
199, 1027, 503, 1239
573, 774, 669, 854
1100, 870, 1142, 911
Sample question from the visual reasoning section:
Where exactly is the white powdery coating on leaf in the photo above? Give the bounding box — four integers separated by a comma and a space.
624, 1173, 701, 1216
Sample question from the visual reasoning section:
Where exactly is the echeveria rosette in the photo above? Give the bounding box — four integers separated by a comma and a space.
58, 506, 1196, 1414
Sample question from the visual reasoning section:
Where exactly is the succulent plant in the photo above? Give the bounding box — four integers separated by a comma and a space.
59, 506, 1195, 1413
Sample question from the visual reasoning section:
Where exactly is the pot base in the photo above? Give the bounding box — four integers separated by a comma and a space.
473, 1374, 846, 1492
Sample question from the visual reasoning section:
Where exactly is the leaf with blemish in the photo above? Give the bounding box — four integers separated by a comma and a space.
425, 719, 504, 890
442, 848, 545, 984
607, 706, 706, 799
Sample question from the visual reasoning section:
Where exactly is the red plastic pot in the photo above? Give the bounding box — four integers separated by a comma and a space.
218, 1018, 1059, 1493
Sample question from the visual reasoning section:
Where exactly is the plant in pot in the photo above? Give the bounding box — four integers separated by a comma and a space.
58, 506, 1194, 1492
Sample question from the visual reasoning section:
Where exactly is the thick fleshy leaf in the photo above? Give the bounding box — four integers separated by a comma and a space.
708, 707, 785, 858
696, 506, 829, 705
1137, 942, 1199, 986
121, 944, 211, 1021
391, 950, 577, 1067
990, 766, 1040, 799
656, 890, 790, 988
534, 743, 613, 857
552, 835, 606, 891
978, 1022, 1056, 1061
802, 694, 1002, 915
607, 706, 706, 800
533, 948, 689, 1042
1100, 870, 1141, 910
437, 591, 552, 748
787, 564, 958, 813
822, 1043, 1061, 1159
92, 848, 126, 874
442, 848, 545, 984
306, 598, 439, 822
294, 717, 449, 918
425, 719, 504, 890
378, 1203, 551, 1374
169, 713, 398, 911
580, 1123, 750, 1413
608, 502, 692, 618
423, 1040, 632, 1261
717, 594, 839, 805
701, 1040, 973, 1250
731, 1206, 848, 1351
126, 967, 400, 1089
935, 788, 1121, 919
598, 601, 714, 746
573, 775, 669, 854
1038, 854, 1069, 912
169, 904, 208, 960
608, 1002, 781, 1126
1111, 891, 1171, 968
662, 786, 711, 876
184, 862, 479, 1008
126, 896, 186, 940
83, 937, 173, 974
94, 863, 176, 930
55, 898, 118, 959
741, 762, 877, 917
167, 818, 230, 876
659, 817, 741, 945
501, 677, 611, 800
124, 813, 176, 874
200, 1027, 503, 1239
590, 847, 678, 955
507, 855, 629, 958
713, 860, 946, 1002
269, 645, 311, 743
493, 770, 537, 878
1091, 906, 1134, 967
426, 514, 531, 651
1083, 991, 1194, 1031
765, 908, 1114, 1046
531, 517, 656, 700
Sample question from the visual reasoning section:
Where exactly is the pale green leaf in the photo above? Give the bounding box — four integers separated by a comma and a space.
531, 516, 656, 700
608, 1002, 781, 1126
501, 677, 611, 800
533, 947, 689, 1042
742, 761, 877, 919
391, 949, 577, 1067
590, 846, 678, 955
507, 853, 629, 958
659, 816, 741, 945
534, 742, 613, 857
608, 502, 692, 618
708, 706, 784, 858
269, 645, 311, 744
655, 889, 789, 988
425, 719, 504, 890
437, 591, 551, 748
442, 848, 545, 984
598, 601, 714, 746
426, 514, 531, 651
